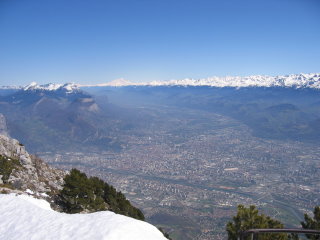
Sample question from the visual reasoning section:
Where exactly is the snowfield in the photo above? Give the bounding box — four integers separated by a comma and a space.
0, 194, 167, 240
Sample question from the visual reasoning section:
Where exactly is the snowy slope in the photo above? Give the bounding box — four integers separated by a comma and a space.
0, 194, 167, 240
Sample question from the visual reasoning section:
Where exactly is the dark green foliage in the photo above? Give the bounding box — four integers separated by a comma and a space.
60, 169, 103, 213
226, 205, 287, 240
288, 233, 300, 240
103, 183, 144, 220
301, 206, 320, 240
59, 168, 144, 220
0, 155, 21, 183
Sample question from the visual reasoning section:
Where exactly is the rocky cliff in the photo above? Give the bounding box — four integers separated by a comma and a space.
0, 114, 8, 136
0, 134, 65, 194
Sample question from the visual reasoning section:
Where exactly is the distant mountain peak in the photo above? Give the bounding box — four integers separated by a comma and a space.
60, 83, 79, 93
79, 78, 133, 87
24, 82, 61, 91
23, 82, 81, 93
105, 78, 133, 87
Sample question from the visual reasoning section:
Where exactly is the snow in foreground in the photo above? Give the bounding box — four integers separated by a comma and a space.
0, 194, 167, 240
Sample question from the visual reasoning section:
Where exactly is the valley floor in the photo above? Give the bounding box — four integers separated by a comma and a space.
39, 107, 320, 240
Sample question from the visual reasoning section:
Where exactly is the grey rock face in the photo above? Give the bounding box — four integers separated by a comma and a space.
0, 114, 8, 137
0, 134, 66, 193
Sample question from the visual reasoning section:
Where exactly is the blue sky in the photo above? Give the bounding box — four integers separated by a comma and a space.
0, 0, 319, 85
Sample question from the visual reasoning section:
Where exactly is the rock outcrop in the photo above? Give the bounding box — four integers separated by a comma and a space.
0, 114, 8, 136
0, 134, 65, 194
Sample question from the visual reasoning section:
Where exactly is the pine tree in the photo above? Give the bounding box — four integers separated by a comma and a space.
59, 168, 145, 220
301, 206, 320, 240
226, 205, 287, 240
60, 169, 92, 213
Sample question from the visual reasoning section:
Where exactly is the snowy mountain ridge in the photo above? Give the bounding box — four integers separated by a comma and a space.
2, 73, 320, 90
124, 73, 320, 88
23, 82, 80, 93
155, 73, 320, 88
84, 73, 320, 88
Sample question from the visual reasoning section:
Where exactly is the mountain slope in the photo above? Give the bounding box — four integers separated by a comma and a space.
0, 114, 8, 136
0, 134, 144, 219
0, 134, 168, 239
0, 83, 122, 152
0, 134, 65, 193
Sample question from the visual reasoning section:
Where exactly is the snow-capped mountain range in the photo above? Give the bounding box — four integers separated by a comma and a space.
88, 73, 320, 88
144, 73, 320, 88
2, 73, 320, 89
111, 73, 320, 88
